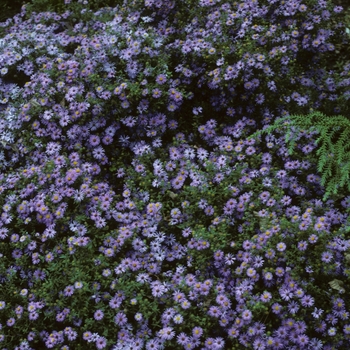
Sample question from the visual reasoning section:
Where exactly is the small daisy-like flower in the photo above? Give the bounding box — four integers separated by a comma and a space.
152, 88, 162, 98
135, 313, 143, 321
159, 327, 175, 340
7, 317, 15, 326
89, 135, 100, 146
173, 314, 183, 324
241, 309, 252, 321
276, 242, 286, 251
298, 241, 308, 251
96, 336, 107, 349
321, 251, 333, 263
94, 310, 104, 321
272, 303, 282, 314
247, 268, 256, 277
74, 281, 83, 289
301, 295, 314, 307
204, 206, 214, 216
156, 74, 167, 84
181, 300, 191, 309
64, 285, 74, 297
261, 291, 272, 302
343, 324, 350, 335
45, 252, 54, 262
328, 327, 336, 336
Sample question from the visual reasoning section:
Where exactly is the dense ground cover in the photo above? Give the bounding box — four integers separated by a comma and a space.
0, 0, 350, 349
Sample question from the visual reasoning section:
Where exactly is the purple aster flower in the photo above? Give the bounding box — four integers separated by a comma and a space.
64, 285, 74, 297
158, 327, 175, 340
7, 317, 15, 326
173, 314, 183, 324
298, 241, 308, 251
181, 299, 191, 310
29, 311, 39, 320
151, 282, 166, 297
253, 338, 266, 350
56, 313, 65, 322
294, 321, 307, 334
246, 268, 256, 277
12, 249, 23, 259
294, 333, 308, 347
315, 321, 327, 333
94, 310, 104, 321
204, 206, 214, 216
299, 221, 310, 230
89, 135, 100, 146
264, 196, 275, 206
189, 327, 203, 340
45, 252, 54, 262
280, 288, 293, 301
109, 297, 121, 309
259, 191, 270, 202
276, 241, 286, 252
301, 295, 314, 307
114, 312, 127, 325
34, 269, 46, 281
208, 306, 221, 318
271, 303, 282, 314
146, 339, 162, 350
321, 251, 333, 263
152, 88, 162, 98
96, 336, 107, 349
213, 173, 224, 183
83, 331, 92, 341
328, 327, 336, 336
177, 332, 189, 346
288, 301, 300, 314
261, 291, 272, 302
241, 309, 252, 321
343, 324, 350, 335
228, 327, 240, 338
156, 74, 167, 84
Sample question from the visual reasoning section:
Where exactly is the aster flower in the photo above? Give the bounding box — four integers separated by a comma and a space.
301, 295, 315, 307
288, 301, 300, 315
321, 251, 333, 263
29, 312, 39, 321
114, 312, 127, 325
247, 268, 256, 277
146, 339, 162, 350
156, 74, 167, 84
158, 327, 175, 340
297, 240, 308, 251
311, 308, 324, 319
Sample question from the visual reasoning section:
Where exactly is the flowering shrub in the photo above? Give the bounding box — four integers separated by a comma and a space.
0, 0, 350, 349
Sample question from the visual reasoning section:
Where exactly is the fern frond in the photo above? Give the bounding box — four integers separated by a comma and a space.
249, 111, 350, 199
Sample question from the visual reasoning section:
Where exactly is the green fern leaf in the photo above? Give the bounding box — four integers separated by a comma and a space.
249, 111, 350, 199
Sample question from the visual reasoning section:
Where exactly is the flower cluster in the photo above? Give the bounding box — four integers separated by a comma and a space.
0, 0, 350, 349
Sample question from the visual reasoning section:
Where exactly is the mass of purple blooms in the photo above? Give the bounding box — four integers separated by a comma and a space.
0, 0, 350, 349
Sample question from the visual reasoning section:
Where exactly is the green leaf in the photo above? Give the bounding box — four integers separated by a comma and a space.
167, 190, 178, 199
329, 279, 345, 293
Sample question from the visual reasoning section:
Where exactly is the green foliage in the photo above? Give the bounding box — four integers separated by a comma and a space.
0, 0, 23, 22
24, 0, 66, 16
249, 111, 350, 199
24, 0, 122, 17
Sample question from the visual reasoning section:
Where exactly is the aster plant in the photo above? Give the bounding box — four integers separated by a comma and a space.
0, 0, 350, 349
